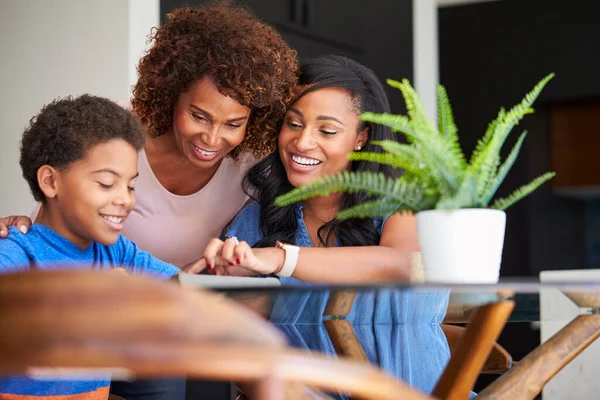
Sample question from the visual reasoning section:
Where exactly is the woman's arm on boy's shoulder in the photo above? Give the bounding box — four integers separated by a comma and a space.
0, 204, 42, 238
0, 215, 32, 238
115, 235, 180, 279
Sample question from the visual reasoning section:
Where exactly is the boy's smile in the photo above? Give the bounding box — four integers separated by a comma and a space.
38, 139, 139, 249
100, 213, 127, 230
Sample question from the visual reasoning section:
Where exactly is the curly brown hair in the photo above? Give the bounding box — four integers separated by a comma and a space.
132, 1, 298, 160
20, 95, 144, 202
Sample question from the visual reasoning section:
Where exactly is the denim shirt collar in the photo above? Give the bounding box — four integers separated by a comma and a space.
293, 202, 315, 247
293, 202, 344, 247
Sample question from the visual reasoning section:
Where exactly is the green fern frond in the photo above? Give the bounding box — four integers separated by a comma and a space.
470, 108, 505, 165
348, 151, 423, 177
490, 172, 555, 210
436, 85, 467, 169
497, 74, 554, 143
472, 73, 554, 175
362, 113, 463, 196
519, 73, 555, 112
436, 173, 477, 210
336, 199, 402, 220
468, 73, 549, 200
437, 85, 458, 140
363, 140, 425, 177
274, 171, 404, 206
482, 131, 528, 204
387, 79, 436, 135
360, 112, 417, 137
473, 151, 501, 202
469, 104, 534, 199
491, 107, 534, 150
370, 140, 417, 156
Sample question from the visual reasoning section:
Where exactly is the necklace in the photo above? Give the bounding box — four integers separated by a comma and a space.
303, 208, 335, 224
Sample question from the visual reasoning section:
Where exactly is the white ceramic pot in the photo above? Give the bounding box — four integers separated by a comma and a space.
416, 208, 506, 283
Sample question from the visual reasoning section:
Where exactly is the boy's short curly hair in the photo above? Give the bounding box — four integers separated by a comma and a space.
20, 95, 145, 202
132, 2, 298, 160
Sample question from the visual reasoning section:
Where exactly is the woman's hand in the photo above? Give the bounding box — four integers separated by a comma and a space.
0, 216, 32, 238
179, 259, 207, 274
201, 237, 285, 277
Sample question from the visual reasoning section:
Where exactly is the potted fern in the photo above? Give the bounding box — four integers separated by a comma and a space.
274, 74, 555, 283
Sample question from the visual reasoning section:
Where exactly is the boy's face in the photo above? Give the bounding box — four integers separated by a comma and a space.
51, 139, 139, 248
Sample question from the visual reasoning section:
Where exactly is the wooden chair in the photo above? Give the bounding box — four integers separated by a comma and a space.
441, 324, 512, 374
477, 293, 600, 399
410, 252, 513, 375
0, 270, 432, 400
323, 283, 514, 399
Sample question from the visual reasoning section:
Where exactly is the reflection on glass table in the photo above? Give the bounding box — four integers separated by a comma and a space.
182, 278, 600, 400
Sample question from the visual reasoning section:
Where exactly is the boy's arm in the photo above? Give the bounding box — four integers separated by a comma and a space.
116, 236, 180, 279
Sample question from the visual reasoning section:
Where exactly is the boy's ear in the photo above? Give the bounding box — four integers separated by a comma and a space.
37, 165, 59, 199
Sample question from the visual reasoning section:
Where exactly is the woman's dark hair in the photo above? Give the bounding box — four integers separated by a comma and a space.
132, 1, 298, 160
244, 54, 399, 248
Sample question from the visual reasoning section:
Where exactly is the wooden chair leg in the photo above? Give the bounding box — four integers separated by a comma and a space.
432, 300, 515, 400
477, 313, 600, 400
441, 324, 512, 374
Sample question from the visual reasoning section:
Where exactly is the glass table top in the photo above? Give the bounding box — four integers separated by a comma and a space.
180, 276, 600, 398
178, 275, 600, 323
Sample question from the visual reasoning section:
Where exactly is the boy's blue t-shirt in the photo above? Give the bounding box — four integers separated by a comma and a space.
0, 223, 180, 398
0, 224, 179, 278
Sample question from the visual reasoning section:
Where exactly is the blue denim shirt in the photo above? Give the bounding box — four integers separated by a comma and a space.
225, 202, 453, 396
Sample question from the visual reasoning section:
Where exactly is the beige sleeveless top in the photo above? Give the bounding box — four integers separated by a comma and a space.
121, 150, 255, 267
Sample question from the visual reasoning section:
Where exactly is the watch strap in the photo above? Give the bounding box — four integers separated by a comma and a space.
275, 241, 299, 277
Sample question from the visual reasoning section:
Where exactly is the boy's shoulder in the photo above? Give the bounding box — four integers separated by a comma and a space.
0, 226, 38, 271
1, 225, 40, 247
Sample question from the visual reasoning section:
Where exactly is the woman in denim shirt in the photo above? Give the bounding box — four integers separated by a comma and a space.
202, 55, 418, 282
201, 55, 451, 395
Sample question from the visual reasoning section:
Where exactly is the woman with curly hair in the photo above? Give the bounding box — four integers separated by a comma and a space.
119, 3, 297, 267
116, 5, 296, 400
118, 5, 296, 400
0, 2, 297, 399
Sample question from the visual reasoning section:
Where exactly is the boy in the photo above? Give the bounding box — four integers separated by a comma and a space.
0, 95, 181, 399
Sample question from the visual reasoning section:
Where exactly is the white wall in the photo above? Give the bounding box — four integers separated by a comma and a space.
0, 0, 158, 216
128, 0, 160, 89
413, 0, 439, 122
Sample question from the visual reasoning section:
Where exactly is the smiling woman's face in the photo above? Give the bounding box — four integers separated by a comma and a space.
171, 76, 251, 169
278, 87, 368, 188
